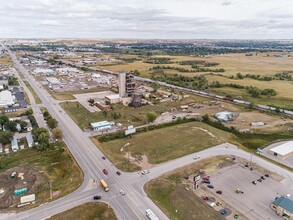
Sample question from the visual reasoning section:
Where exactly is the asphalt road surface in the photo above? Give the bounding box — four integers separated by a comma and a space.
1, 43, 292, 220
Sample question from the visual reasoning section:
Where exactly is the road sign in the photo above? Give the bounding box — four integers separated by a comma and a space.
194, 175, 201, 182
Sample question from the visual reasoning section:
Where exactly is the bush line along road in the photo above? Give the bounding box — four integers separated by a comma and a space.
2, 42, 293, 220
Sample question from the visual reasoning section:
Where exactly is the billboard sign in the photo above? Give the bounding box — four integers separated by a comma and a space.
193, 175, 201, 182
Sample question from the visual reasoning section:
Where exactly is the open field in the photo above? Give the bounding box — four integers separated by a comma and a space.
23, 81, 42, 104
60, 94, 212, 130
49, 202, 117, 220
144, 156, 229, 220
93, 122, 236, 171
0, 55, 13, 65
0, 142, 83, 211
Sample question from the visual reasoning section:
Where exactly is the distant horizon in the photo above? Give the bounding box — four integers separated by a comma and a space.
1, 0, 293, 39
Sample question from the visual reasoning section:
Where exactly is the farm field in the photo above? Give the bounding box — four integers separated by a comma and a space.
49, 202, 117, 220
93, 121, 236, 171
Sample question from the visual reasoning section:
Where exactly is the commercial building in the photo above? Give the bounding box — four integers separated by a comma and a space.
56, 67, 79, 74
118, 72, 126, 98
271, 196, 293, 220
269, 141, 293, 160
250, 122, 265, 127
105, 94, 120, 104
90, 121, 114, 131
118, 71, 135, 99
214, 111, 234, 122
46, 77, 61, 85
33, 68, 55, 75
0, 90, 15, 108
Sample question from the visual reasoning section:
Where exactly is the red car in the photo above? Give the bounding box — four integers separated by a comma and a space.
202, 176, 210, 181
202, 196, 209, 201
103, 169, 108, 175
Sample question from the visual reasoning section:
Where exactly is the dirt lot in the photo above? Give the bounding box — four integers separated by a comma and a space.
229, 111, 293, 132
0, 167, 45, 210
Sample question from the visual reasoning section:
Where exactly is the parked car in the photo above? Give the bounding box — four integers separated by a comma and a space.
116, 171, 121, 175
220, 209, 227, 215
93, 195, 101, 200
257, 178, 262, 182
203, 180, 210, 184
202, 176, 210, 181
252, 181, 257, 185
216, 201, 222, 206
102, 156, 106, 160
207, 184, 214, 189
193, 155, 200, 159
261, 176, 265, 180
103, 169, 108, 175
216, 190, 222, 194
265, 174, 269, 178
141, 169, 150, 175
120, 190, 126, 195
202, 196, 209, 201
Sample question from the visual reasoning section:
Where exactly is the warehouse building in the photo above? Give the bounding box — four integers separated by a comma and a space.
271, 195, 293, 220
215, 111, 234, 122
90, 121, 114, 131
105, 94, 120, 104
269, 141, 293, 160
0, 90, 15, 108
46, 77, 61, 85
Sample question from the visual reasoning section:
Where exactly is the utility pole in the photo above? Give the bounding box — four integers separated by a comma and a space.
50, 182, 52, 200
250, 154, 252, 166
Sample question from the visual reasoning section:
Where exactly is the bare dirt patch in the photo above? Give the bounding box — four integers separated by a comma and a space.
0, 167, 45, 210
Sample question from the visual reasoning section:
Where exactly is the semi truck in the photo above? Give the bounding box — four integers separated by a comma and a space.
146, 209, 159, 220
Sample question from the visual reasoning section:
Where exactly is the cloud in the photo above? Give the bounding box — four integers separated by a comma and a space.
0, 0, 292, 39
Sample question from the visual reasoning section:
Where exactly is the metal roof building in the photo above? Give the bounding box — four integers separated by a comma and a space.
26, 133, 34, 148
271, 196, 293, 219
90, 121, 114, 131
0, 90, 15, 108
11, 137, 19, 152
269, 141, 293, 160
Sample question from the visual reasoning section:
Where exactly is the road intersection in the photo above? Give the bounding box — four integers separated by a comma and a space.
1, 43, 292, 220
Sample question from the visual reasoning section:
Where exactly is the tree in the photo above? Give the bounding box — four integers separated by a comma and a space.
88, 98, 95, 105
0, 115, 9, 126
151, 82, 160, 92
32, 127, 49, 141
4, 121, 17, 132
43, 111, 50, 119
147, 112, 157, 123
52, 128, 63, 140
0, 131, 13, 144
102, 110, 108, 118
32, 127, 50, 151
132, 69, 140, 76
47, 117, 58, 129
19, 121, 28, 130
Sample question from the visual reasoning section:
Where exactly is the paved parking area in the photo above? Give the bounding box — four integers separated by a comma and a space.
205, 164, 293, 220
73, 91, 115, 112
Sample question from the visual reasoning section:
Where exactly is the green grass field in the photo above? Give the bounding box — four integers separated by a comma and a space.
24, 81, 42, 104
49, 202, 117, 220
93, 121, 236, 171
145, 157, 227, 220
60, 94, 211, 130
0, 142, 83, 209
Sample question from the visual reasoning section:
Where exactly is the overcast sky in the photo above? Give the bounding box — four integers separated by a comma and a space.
1, 0, 293, 39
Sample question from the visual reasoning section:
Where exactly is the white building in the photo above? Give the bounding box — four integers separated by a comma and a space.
26, 133, 34, 148
46, 77, 61, 85
105, 94, 120, 104
269, 141, 293, 160
56, 67, 80, 75
0, 90, 15, 108
90, 121, 114, 131
11, 137, 19, 152
215, 111, 234, 122
33, 68, 55, 75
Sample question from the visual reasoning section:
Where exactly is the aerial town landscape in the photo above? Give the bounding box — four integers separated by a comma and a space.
0, 1, 293, 220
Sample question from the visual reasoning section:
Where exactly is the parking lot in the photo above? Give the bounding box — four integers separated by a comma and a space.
205, 163, 293, 220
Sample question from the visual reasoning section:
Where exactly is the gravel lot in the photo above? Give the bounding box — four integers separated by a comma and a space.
205, 163, 293, 220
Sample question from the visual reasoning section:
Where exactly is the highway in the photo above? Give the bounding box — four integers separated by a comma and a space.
1, 43, 293, 220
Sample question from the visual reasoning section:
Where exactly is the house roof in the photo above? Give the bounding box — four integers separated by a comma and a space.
272, 196, 293, 213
